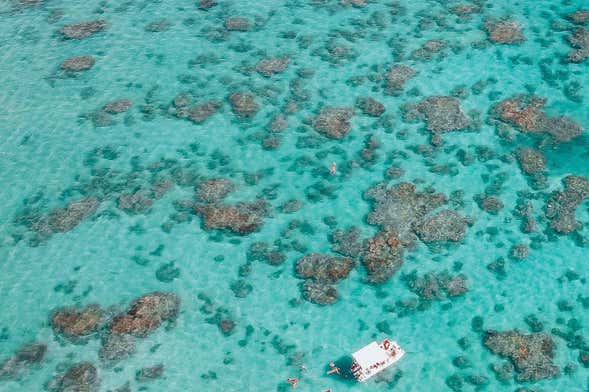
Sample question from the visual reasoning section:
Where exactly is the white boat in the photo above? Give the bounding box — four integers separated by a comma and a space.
350, 339, 405, 382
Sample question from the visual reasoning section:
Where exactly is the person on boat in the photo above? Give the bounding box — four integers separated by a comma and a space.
287, 377, 299, 388
329, 162, 337, 175
327, 362, 340, 375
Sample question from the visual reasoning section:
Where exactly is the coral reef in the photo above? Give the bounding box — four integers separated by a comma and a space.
0, 342, 46, 380
110, 292, 180, 337
493, 95, 583, 143
256, 57, 290, 77
195, 201, 268, 235
48, 362, 99, 392
295, 253, 355, 305
51, 305, 103, 340
545, 175, 589, 234
567, 28, 589, 63
229, 92, 259, 118
383, 64, 416, 95
485, 19, 525, 44
61, 56, 95, 72
60, 20, 106, 39
403, 96, 470, 137
312, 106, 354, 139
483, 330, 559, 381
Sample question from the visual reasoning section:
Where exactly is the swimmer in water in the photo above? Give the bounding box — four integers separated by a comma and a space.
327, 362, 340, 375
330, 162, 337, 175
287, 377, 299, 388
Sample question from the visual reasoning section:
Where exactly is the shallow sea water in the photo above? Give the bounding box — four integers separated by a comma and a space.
1, 0, 589, 391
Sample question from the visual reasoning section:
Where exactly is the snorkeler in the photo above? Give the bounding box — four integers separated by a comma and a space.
329, 162, 337, 175
287, 377, 299, 388
327, 362, 340, 375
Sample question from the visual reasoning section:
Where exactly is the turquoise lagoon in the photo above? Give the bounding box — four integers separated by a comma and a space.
1, 0, 589, 391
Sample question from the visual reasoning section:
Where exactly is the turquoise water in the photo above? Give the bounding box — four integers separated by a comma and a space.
1, 0, 589, 391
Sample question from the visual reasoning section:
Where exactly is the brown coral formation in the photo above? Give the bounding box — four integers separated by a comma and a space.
229, 92, 259, 118
485, 19, 525, 44
110, 292, 180, 337
195, 201, 268, 235
383, 64, 416, 95
295, 253, 355, 305
255, 57, 290, 77
312, 106, 354, 139
404, 96, 470, 134
566, 28, 589, 63
61, 56, 96, 72
51, 305, 103, 340
60, 20, 106, 39
494, 95, 583, 143
545, 175, 589, 234
483, 330, 559, 381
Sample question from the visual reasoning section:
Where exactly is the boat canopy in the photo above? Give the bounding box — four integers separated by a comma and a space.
352, 341, 389, 369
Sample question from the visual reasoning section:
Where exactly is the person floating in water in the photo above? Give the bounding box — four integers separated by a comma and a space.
327, 362, 340, 375
287, 377, 299, 388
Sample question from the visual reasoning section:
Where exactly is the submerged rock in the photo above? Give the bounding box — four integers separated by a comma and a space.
229, 92, 259, 118
60, 20, 106, 39
312, 106, 354, 139
48, 362, 99, 392
61, 56, 95, 72
485, 19, 525, 44
195, 200, 267, 235
545, 175, 589, 234
0, 342, 46, 380
51, 305, 102, 340
255, 57, 290, 77
110, 292, 180, 337
483, 330, 559, 381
